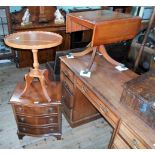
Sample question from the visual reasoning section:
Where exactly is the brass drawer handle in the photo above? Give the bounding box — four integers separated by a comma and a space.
132, 139, 139, 149
151, 102, 155, 110
62, 96, 65, 103
49, 118, 54, 123
82, 86, 88, 93
64, 71, 69, 77
22, 128, 26, 131
63, 82, 73, 96
99, 107, 108, 114
50, 128, 54, 131
18, 107, 24, 112
48, 107, 54, 113
20, 117, 25, 122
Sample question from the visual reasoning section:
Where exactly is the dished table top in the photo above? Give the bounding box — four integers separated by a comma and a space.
4, 31, 63, 50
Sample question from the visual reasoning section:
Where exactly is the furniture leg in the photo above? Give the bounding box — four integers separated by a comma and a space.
98, 45, 121, 66
39, 76, 51, 102
72, 46, 93, 57
20, 74, 33, 97
42, 69, 51, 84
17, 131, 25, 140
84, 47, 97, 73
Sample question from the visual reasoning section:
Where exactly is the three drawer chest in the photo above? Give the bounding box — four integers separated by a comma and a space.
9, 81, 62, 140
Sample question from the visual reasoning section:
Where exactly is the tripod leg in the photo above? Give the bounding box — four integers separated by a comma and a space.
20, 74, 33, 97
84, 47, 97, 73
72, 46, 93, 57
39, 76, 51, 102
42, 69, 51, 84
99, 45, 120, 66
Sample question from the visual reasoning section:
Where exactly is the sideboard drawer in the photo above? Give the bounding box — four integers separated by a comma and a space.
16, 115, 59, 125
18, 124, 60, 135
76, 77, 119, 128
14, 104, 59, 116
61, 62, 74, 82
119, 122, 148, 149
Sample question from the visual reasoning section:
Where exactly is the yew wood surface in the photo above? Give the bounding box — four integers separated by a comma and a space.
60, 54, 155, 148
4, 31, 63, 50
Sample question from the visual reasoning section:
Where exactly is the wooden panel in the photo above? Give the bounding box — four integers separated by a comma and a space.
92, 18, 141, 46
73, 86, 100, 122
66, 15, 89, 33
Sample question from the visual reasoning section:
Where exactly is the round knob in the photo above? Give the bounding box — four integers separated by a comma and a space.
22, 128, 26, 131
151, 102, 155, 110
20, 117, 25, 122
132, 139, 138, 149
50, 128, 54, 131
49, 118, 54, 123
18, 107, 24, 112
48, 107, 53, 113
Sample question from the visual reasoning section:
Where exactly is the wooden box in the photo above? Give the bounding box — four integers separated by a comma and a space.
120, 70, 155, 129
9, 81, 62, 140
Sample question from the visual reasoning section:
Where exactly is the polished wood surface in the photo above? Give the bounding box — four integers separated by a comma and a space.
60, 54, 155, 148
9, 81, 61, 140
5, 31, 62, 102
66, 10, 141, 46
4, 31, 62, 50
66, 10, 141, 71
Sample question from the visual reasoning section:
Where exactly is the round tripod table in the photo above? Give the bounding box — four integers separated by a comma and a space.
4, 31, 62, 102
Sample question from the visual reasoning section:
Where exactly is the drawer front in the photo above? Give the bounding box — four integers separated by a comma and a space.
76, 78, 119, 128
61, 62, 74, 82
62, 76, 74, 109
13, 104, 59, 116
112, 134, 130, 149
16, 115, 59, 125
119, 123, 148, 149
62, 73, 74, 93
18, 124, 60, 135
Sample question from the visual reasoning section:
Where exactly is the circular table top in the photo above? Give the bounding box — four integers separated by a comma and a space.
4, 31, 63, 50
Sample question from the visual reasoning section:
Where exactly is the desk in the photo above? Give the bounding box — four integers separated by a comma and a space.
60, 54, 155, 149
66, 10, 141, 72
